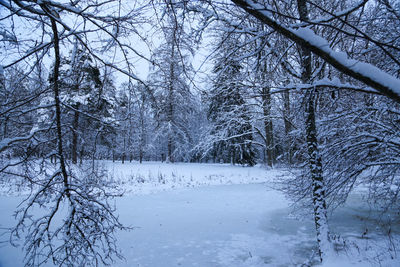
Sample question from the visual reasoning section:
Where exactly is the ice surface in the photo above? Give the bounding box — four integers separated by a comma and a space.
0, 162, 399, 266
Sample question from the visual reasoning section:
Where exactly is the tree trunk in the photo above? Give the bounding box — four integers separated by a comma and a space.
258, 30, 275, 167
230, 147, 236, 165
166, 15, 177, 164
71, 103, 80, 164
122, 135, 126, 164
167, 136, 173, 163
49, 15, 70, 198
139, 109, 145, 164
166, 79, 174, 163
212, 143, 217, 163
262, 86, 274, 167
282, 90, 293, 164
297, 0, 331, 261
80, 147, 84, 165
166, 63, 174, 163
2, 116, 8, 140
305, 89, 331, 261
166, 71, 174, 163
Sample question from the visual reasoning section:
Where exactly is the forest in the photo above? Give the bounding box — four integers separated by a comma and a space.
1, 0, 400, 266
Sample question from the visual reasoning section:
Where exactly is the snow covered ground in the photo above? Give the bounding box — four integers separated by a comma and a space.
104, 161, 285, 195
0, 162, 399, 266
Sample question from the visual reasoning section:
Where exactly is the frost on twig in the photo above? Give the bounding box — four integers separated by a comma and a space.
10, 163, 127, 267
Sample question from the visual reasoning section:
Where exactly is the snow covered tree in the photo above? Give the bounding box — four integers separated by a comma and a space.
206, 31, 256, 166
284, 1, 332, 260
0, 67, 42, 158
56, 42, 115, 163
114, 82, 153, 163
231, 0, 400, 102
247, 24, 280, 167
148, 1, 196, 162
0, 1, 149, 265
228, 0, 400, 261
2, 0, 400, 264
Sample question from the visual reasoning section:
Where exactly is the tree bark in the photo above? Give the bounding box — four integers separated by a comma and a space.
305, 89, 331, 261
282, 90, 293, 164
2, 116, 8, 140
48, 13, 70, 198
166, 23, 176, 164
296, 0, 331, 261
262, 86, 274, 167
71, 103, 80, 164
80, 147, 84, 165
139, 106, 145, 164
122, 135, 126, 164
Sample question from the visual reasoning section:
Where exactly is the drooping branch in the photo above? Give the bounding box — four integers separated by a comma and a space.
231, 0, 400, 103
48, 7, 70, 197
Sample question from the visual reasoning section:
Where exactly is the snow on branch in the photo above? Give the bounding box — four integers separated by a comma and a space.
270, 78, 381, 95
0, 133, 35, 153
231, 0, 400, 103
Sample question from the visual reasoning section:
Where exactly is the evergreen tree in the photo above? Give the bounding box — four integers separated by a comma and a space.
207, 34, 256, 166
56, 42, 116, 162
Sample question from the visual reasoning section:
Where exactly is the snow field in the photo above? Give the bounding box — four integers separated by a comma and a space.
0, 161, 399, 266
104, 161, 285, 195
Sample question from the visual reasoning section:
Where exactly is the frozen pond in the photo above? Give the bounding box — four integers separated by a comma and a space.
0, 162, 399, 266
